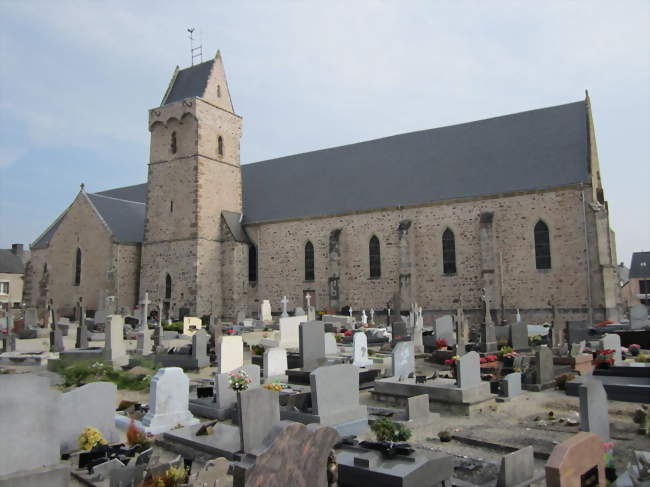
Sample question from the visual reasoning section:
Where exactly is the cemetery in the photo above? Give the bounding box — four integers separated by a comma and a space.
1, 295, 649, 487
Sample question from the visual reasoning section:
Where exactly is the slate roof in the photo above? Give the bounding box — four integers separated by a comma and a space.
32, 100, 593, 247
162, 60, 214, 106
86, 193, 145, 244
0, 249, 26, 274
629, 252, 650, 279
241, 101, 590, 224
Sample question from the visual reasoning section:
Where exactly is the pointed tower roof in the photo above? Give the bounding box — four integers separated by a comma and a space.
161, 51, 234, 112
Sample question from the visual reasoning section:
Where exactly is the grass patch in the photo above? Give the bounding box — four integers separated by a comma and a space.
162, 321, 183, 333
53, 359, 154, 391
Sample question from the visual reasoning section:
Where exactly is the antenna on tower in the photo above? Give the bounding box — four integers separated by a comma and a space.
187, 28, 203, 66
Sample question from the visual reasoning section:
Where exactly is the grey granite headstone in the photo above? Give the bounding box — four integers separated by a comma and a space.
570, 341, 586, 357
104, 314, 127, 366
76, 319, 89, 349
192, 328, 209, 368
299, 321, 326, 369
536, 346, 554, 385
59, 382, 120, 453
434, 315, 456, 346
630, 304, 648, 329
214, 364, 261, 413
24, 308, 38, 328
510, 323, 528, 350
52, 324, 65, 352
501, 372, 522, 398
391, 341, 415, 380
567, 320, 590, 345
456, 351, 481, 389
579, 378, 610, 441
310, 364, 367, 426
496, 446, 534, 487
0, 374, 60, 476
324, 333, 338, 355
136, 326, 152, 355
406, 394, 430, 422
392, 321, 408, 342
238, 387, 280, 453
599, 334, 622, 362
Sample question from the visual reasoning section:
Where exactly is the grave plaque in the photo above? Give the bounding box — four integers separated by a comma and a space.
545, 432, 605, 487
299, 321, 326, 369
456, 351, 481, 389
630, 304, 648, 329
391, 341, 415, 380
237, 388, 280, 453
352, 332, 373, 368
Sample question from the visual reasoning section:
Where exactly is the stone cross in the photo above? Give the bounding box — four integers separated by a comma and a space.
305, 293, 311, 308
481, 289, 494, 326
281, 296, 289, 318
516, 308, 522, 323
386, 302, 391, 326
370, 308, 375, 323
348, 307, 353, 318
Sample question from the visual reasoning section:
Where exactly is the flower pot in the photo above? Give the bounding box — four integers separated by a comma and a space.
631, 349, 640, 356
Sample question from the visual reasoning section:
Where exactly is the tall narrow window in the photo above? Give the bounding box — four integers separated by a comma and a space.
217, 85, 221, 98
165, 274, 172, 299
442, 229, 457, 275
170, 131, 177, 154
170, 200, 174, 214
305, 241, 315, 281
534, 220, 551, 269
218, 136, 224, 156
248, 245, 258, 282
369, 236, 381, 278
74, 248, 82, 286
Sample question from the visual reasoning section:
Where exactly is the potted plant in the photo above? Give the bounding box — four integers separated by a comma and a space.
371, 418, 412, 444
629, 344, 641, 356
78, 427, 107, 451
251, 345, 264, 356
594, 349, 615, 369
435, 338, 449, 350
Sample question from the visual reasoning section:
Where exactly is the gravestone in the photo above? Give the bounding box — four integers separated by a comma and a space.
567, 320, 590, 345
352, 332, 373, 368
218, 336, 244, 373
535, 346, 554, 387
391, 321, 408, 343
299, 321, 326, 369
263, 347, 288, 379
391, 341, 415, 380
0, 374, 61, 477
238, 387, 281, 453
413, 307, 424, 353
279, 315, 306, 349
406, 394, 431, 422
260, 299, 272, 322
59, 382, 120, 453
141, 367, 199, 434
24, 307, 38, 328
136, 325, 152, 355
630, 304, 648, 329
76, 309, 89, 349
579, 378, 610, 441
570, 341, 586, 357
189, 458, 230, 486
510, 323, 528, 350
599, 334, 622, 362
497, 446, 535, 487
294, 307, 305, 317
182, 316, 202, 336
501, 372, 522, 398
207, 364, 261, 420
434, 315, 455, 346
104, 315, 127, 366
191, 328, 209, 368
236, 310, 246, 324
310, 364, 367, 427
456, 351, 481, 389
324, 333, 338, 355
545, 432, 605, 487
52, 324, 65, 352
280, 296, 289, 318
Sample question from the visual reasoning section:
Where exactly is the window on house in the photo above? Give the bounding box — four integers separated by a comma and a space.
0, 281, 9, 295
534, 220, 551, 269
165, 274, 172, 299
442, 228, 457, 275
218, 136, 224, 157
640, 280, 650, 295
369, 236, 381, 278
170, 200, 174, 214
248, 245, 258, 282
74, 248, 82, 286
171, 131, 177, 154
305, 241, 315, 281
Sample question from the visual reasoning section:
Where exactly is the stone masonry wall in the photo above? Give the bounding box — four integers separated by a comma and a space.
246, 187, 607, 325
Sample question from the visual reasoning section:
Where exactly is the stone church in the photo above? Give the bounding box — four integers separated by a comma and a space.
26, 51, 622, 324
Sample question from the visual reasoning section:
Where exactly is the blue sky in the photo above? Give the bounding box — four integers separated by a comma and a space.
0, 1, 648, 266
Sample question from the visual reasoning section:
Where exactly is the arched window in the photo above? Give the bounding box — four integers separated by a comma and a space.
534, 220, 551, 269
305, 241, 315, 281
248, 245, 258, 282
170, 200, 174, 214
74, 248, 82, 286
43, 263, 48, 274
218, 136, 224, 157
442, 229, 457, 275
170, 132, 177, 154
165, 274, 172, 299
369, 236, 381, 278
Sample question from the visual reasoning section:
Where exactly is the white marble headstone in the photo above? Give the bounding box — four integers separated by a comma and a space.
218, 336, 244, 373
324, 333, 338, 355
279, 315, 307, 349
182, 316, 202, 336
352, 332, 373, 368
263, 347, 288, 379
104, 315, 127, 366
260, 300, 272, 322
141, 368, 198, 434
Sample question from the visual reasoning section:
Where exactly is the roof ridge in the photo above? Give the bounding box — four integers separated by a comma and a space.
244, 100, 585, 168
89, 192, 145, 205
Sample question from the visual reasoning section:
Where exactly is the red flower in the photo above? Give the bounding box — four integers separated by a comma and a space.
486, 355, 497, 362
343, 330, 353, 337
479, 357, 487, 364
444, 359, 454, 365
435, 338, 448, 349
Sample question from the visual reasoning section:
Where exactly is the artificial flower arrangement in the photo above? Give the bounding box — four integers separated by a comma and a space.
484, 355, 498, 363
229, 369, 252, 391
595, 349, 616, 368
78, 426, 107, 451
126, 418, 153, 451
263, 378, 284, 392
629, 344, 641, 356
435, 338, 448, 350
444, 355, 461, 366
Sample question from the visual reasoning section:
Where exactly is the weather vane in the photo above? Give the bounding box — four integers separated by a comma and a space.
187, 28, 203, 66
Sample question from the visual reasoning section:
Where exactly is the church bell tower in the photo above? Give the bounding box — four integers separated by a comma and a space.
140, 51, 243, 318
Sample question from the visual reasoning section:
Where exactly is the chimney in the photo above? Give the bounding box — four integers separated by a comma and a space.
11, 244, 23, 256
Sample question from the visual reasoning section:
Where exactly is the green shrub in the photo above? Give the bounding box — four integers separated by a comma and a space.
53, 359, 153, 391
371, 418, 412, 443
162, 321, 183, 333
